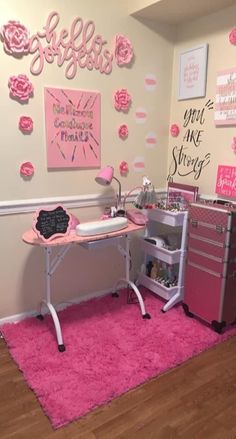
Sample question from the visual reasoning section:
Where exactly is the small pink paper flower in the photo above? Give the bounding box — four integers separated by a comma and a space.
115, 34, 134, 66
19, 116, 33, 133
170, 124, 180, 137
118, 124, 129, 139
0, 20, 30, 55
229, 28, 236, 45
231, 137, 236, 152
114, 89, 131, 112
8, 74, 34, 102
120, 161, 129, 174
20, 161, 34, 177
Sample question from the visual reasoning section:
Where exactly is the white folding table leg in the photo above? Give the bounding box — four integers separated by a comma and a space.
37, 245, 71, 352
113, 234, 151, 319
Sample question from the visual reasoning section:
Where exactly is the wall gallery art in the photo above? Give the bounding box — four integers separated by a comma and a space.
44, 87, 101, 168
178, 44, 208, 100
215, 67, 236, 125
215, 165, 236, 199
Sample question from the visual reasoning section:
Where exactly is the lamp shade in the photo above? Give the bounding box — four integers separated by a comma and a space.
95, 166, 114, 186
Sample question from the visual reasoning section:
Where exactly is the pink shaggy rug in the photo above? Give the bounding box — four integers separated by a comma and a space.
1, 287, 236, 429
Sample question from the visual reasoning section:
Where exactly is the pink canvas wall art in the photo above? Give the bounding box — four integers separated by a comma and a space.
44, 87, 101, 168
215, 165, 236, 198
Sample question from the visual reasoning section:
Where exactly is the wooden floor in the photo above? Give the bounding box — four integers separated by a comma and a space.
1, 335, 236, 439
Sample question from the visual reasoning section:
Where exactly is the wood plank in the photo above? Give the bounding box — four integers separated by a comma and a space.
1, 337, 236, 438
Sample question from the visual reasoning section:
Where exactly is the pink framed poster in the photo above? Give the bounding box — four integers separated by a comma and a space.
44, 87, 101, 168
215, 165, 236, 198
215, 68, 236, 126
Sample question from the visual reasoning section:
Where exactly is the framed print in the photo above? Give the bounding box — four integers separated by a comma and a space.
178, 44, 208, 100
215, 165, 236, 198
44, 87, 101, 169
215, 67, 236, 126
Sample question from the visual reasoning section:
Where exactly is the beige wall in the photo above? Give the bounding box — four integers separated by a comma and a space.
168, 4, 236, 195
0, 0, 173, 202
0, 0, 174, 318
3, 1, 235, 319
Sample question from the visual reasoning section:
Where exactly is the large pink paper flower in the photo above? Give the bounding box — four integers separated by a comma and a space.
170, 124, 180, 137
19, 116, 33, 133
0, 20, 30, 55
8, 74, 34, 102
115, 34, 134, 66
118, 124, 129, 139
229, 28, 236, 45
114, 89, 131, 112
20, 161, 34, 177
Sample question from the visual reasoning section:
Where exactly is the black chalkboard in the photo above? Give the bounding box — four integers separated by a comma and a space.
34, 205, 71, 241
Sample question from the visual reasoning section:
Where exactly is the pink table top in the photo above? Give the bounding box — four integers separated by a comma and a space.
22, 221, 144, 247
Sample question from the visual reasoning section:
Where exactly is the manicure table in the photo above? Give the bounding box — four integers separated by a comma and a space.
22, 221, 151, 352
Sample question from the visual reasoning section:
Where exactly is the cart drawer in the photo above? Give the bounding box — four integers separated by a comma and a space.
185, 262, 223, 323
188, 204, 230, 244
187, 249, 224, 275
188, 233, 225, 258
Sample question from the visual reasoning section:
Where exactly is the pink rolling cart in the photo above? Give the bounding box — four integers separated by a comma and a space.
183, 202, 236, 333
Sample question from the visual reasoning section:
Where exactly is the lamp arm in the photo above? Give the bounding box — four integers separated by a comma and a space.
123, 186, 143, 209
112, 176, 122, 208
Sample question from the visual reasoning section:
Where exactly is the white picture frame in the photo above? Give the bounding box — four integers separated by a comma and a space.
178, 44, 208, 100
215, 67, 236, 126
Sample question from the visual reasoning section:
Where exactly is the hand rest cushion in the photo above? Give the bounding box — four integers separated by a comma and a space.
126, 208, 148, 225
76, 217, 128, 236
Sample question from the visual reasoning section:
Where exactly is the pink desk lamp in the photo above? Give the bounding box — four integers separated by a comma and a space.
95, 166, 123, 214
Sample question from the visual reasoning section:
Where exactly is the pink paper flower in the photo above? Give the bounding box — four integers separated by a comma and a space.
229, 28, 236, 45
0, 20, 30, 55
119, 161, 129, 174
20, 161, 34, 177
231, 137, 236, 152
70, 214, 80, 230
115, 34, 134, 66
8, 74, 34, 102
114, 89, 131, 112
118, 124, 129, 139
19, 116, 33, 133
170, 124, 180, 137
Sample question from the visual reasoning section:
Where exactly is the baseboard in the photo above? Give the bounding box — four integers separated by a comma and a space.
0, 288, 112, 326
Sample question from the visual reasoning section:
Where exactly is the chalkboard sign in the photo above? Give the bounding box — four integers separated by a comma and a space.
33, 205, 72, 242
